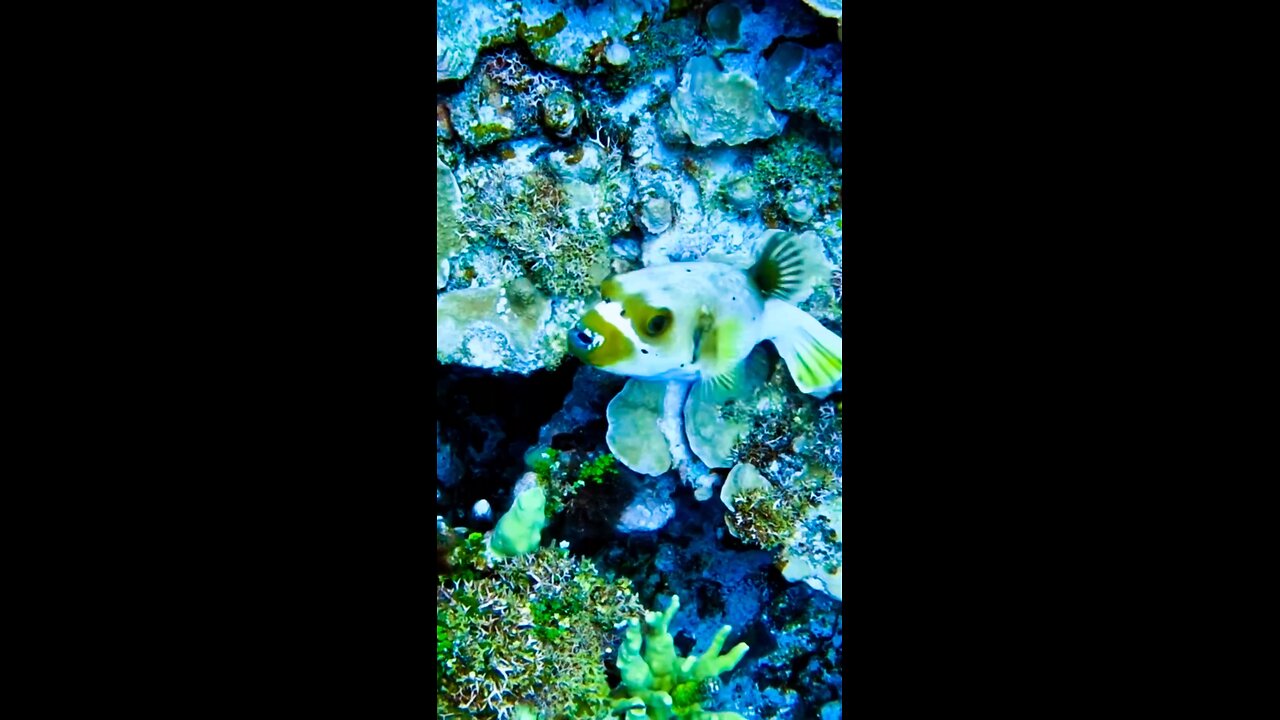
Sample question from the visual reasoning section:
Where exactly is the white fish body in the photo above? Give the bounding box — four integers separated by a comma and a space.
569, 231, 842, 398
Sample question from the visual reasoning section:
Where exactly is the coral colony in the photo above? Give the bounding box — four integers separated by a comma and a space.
437, 1, 842, 717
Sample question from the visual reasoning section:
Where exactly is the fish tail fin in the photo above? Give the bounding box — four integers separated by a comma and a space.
749, 230, 830, 303
762, 299, 843, 397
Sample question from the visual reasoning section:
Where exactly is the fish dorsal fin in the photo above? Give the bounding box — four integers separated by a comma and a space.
749, 230, 830, 303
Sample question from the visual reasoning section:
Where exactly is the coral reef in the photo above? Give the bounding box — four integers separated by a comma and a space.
760, 43, 843, 133
716, 363, 844, 600
437, 0, 844, 714
436, 278, 555, 372
437, 539, 643, 719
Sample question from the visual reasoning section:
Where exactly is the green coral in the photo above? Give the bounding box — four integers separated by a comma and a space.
611, 595, 749, 720
489, 485, 548, 557
438, 544, 644, 719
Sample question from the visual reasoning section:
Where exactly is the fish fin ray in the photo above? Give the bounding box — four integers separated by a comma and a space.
762, 300, 843, 397
693, 346, 772, 406
749, 230, 830, 303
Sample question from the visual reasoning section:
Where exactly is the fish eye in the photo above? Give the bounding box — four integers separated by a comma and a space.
646, 313, 670, 336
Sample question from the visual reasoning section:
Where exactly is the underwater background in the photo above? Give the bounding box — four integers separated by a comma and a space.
437, 1, 843, 717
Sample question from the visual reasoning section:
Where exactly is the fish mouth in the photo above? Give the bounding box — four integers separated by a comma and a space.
567, 324, 603, 359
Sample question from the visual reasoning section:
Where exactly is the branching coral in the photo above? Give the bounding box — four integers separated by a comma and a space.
611, 595, 749, 720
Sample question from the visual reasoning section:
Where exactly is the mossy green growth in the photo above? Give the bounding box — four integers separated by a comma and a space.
463, 158, 621, 300
719, 463, 801, 550
469, 121, 515, 146
448, 531, 489, 582
527, 446, 562, 482
437, 157, 465, 290
438, 545, 644, 719
751, 131, 841, 223
517, 11, 568, 43
611, 595, 749, 720
578, 453, 618, 485
525, 446, 620, 514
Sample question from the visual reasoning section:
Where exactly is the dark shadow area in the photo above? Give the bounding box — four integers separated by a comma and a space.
435, 359, 580, 526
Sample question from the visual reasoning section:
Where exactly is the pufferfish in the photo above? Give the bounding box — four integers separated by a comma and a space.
567, 231, 842, 398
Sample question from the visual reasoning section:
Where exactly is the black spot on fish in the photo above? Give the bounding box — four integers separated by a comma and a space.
641, 349, 649, 354
620, 309, 626, 317
685, 268, 692, 272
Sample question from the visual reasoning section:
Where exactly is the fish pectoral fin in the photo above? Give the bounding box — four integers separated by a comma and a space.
692, 368, 737, 407
692, 346, 773, 406
762, 300, 843, 398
